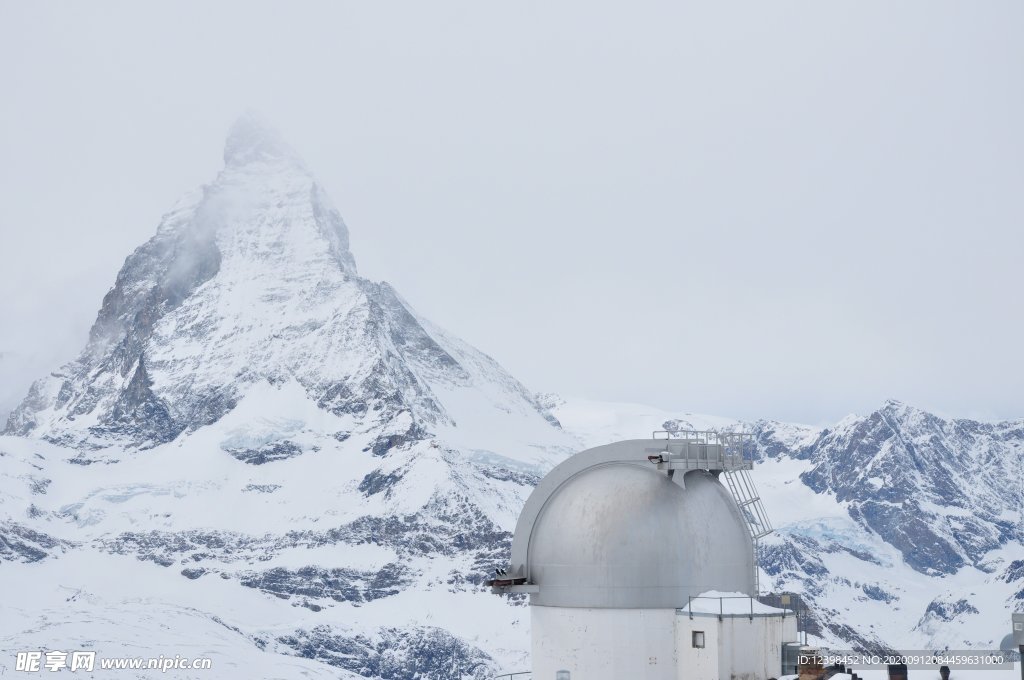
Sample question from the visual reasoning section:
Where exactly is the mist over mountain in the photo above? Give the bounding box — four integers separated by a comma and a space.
5, 113, 562, 457
1, 118, 1020, 678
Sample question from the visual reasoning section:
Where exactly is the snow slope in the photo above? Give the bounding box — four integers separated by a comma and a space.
2, 115, 1020, 679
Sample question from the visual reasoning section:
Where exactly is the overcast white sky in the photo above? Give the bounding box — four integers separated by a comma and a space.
1, 1, 1021, 425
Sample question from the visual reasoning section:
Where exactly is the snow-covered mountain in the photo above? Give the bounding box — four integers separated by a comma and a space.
748, 400, 1024, 651
2, 116, 1021, 678
1, 115, 576, 678
6, 113, 561, 460
549, 396, 1024, 651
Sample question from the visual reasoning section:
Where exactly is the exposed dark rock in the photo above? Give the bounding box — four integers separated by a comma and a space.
295, 496, 512, 560
358, 470, 405, 497
242, 484, 281, 493
761, 536, 830, 578
4, 378, 49, 435
750, 421, 814, 460
96, 355, 175, 446
239, 563, 409, 603
861, 584, 896, 603
277, 624, 495, 680
921, 598, 979, 622
101, 529, 268, 565
0, 522, 71, 563
847, 502, 964, 574
5, 197, 221, 444
366, 422, 429, 457
315, 382, 367, 417
476, 465, 540, 487
1004, 559, 1024, 583
226, 441, 303, 465
29, 477, 51, 494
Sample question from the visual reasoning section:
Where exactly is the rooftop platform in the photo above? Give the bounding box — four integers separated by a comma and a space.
647, 430, 754, 473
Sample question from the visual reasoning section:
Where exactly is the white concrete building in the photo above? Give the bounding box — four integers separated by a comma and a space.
493, 437, 799, 680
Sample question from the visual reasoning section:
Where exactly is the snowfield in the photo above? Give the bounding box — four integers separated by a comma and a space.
1, 116, 1021, 679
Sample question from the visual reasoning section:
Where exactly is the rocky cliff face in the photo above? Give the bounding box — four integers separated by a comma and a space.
792, 401, 1024, 574
746, 402, 1024, 649
5, 113, 560, 456
747, 400, 1024, 577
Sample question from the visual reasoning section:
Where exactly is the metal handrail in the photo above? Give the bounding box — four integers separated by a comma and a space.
493, 673, 531, 680
651, 431, 755, 467
684, 594, 796, 622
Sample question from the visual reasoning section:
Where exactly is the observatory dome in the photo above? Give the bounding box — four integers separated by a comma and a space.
518, 455, 755, 608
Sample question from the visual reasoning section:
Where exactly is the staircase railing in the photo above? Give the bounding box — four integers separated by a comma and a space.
722, 466, 774, 594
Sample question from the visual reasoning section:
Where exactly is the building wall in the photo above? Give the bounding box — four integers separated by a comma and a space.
675, 613, 799, 680
532, 606, 798, 680
718, 614, 799, 680
531, 606, 678, 680
675, 612, 720, 680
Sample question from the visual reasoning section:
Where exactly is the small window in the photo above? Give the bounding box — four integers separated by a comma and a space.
692, 631, 705, 648
1015, 622, 1023, 631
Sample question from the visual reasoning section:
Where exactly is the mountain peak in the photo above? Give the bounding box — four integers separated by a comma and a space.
5, 116, 566, 454
875, 399, 932, 428
223, 111, 300, 168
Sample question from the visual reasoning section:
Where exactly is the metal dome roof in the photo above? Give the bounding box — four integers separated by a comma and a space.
508, 439, 755, 608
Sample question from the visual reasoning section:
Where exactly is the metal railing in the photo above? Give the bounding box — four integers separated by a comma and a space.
684, 594, 796, 621
721, 464, 774, 594
650, 430, 755, 471
758, 592, 812, 642
493, 673, 531, 680
723, 467, 774, 540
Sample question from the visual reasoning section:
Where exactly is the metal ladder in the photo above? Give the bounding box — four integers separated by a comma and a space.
722, 467, 773, 595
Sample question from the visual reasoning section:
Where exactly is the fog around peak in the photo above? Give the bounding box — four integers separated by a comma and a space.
1, 1, 1021, 425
